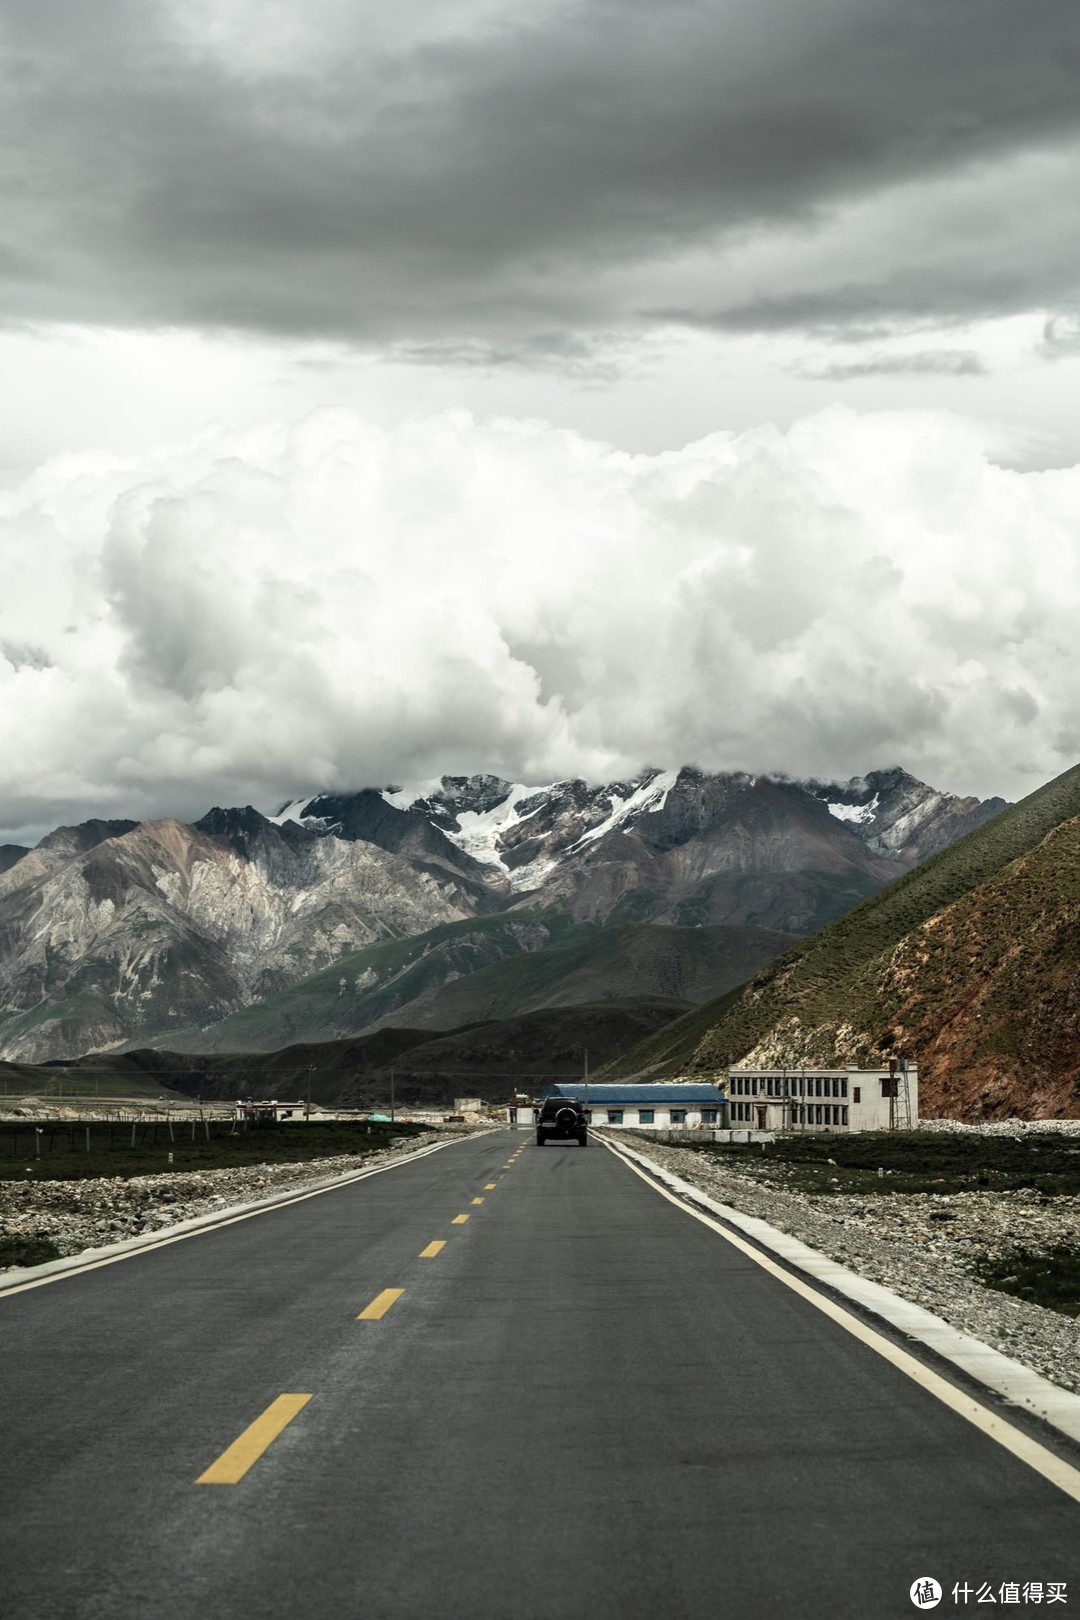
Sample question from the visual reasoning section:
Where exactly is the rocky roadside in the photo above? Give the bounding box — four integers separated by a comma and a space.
613, 1132, 1080, 1397
0, 1133, 448, 1264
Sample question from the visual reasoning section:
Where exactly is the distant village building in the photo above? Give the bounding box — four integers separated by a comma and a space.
726, 1064, 918, 1132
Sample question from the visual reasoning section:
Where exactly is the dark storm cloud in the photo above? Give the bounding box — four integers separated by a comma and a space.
1, 0, 1079, 344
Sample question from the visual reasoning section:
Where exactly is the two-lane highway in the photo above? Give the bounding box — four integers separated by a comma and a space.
1, 1129, 1077, 1619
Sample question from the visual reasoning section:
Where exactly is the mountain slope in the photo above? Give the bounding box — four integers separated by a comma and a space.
362, 920, 796, 1034
801, 767, 1008, 862
513, 768, 910, 932
606, 762, 1080, 1116
155, 911, 589, 1054
42, 997, 694, 1110
0, 814, 475, 1060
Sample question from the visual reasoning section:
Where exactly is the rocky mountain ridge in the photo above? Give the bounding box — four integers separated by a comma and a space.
0, 764, 1006, 1062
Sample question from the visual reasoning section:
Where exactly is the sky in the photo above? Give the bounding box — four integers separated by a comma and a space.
2, 0, 1080, 840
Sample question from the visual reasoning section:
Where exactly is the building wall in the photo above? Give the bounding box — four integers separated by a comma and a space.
531, 1104, 725, 1131
584, 1105, 724, 1130
726, 1067, 919, 1132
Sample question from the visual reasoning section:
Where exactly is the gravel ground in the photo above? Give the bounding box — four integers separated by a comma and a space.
0, 1132, 446, 1262
611, 1128, 1080, 1397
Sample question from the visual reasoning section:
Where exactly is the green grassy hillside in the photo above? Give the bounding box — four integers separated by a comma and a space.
157, 915, 792, 1055
155, 910, 589, 1053
362, 920, 794, 1033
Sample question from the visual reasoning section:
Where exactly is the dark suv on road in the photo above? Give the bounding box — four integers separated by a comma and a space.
535, 1096, 588, 1147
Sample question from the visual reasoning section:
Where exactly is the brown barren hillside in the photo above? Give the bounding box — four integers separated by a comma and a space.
856, 817, 1080, 1118
696, 816, 1080, 1120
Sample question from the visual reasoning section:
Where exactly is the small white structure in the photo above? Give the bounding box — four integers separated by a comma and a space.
537, 1083, 729, 1130
233, 1100, 304, 1123
726, 1063, 918, 1132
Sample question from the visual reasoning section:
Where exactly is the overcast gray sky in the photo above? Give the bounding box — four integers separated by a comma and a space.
2, 0, 1080, 837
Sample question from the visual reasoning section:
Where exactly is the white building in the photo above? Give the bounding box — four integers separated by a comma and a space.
535, 1083, 729, 1130
726, 1064, 918, 1132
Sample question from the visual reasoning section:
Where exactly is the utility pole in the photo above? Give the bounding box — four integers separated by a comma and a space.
583, 1048, 589, 1112
306, 1064, 314, 1123
390, 1067, 395, 1125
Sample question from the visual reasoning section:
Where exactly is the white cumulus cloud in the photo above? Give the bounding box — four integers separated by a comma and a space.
1, 403, 1078, 841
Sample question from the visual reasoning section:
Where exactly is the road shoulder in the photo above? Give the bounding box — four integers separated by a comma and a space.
602, 1133, 1080, 1452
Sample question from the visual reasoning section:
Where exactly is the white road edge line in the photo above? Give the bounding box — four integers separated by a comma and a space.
602, 1136, 1080, 1504
0, 1133, 492, 1299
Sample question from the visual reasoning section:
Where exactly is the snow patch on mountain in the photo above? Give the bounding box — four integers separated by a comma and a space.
269, 797, 330, 829
380, 780, 448, 814
826, 797, 879, 825
381, 779, 553, 889
566, 770, 679, 853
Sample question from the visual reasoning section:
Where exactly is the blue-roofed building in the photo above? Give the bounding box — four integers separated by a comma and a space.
538, 1082, 729, 1131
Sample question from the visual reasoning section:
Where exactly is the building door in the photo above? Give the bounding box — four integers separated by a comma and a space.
756, 1106, 767, 1131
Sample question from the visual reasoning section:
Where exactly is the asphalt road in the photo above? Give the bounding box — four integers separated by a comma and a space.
1, 1129, 1078, 1620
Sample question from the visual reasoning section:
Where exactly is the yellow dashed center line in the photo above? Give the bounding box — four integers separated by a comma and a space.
358, 1287, 405, 1320
419, 1240, 446, 1258
452, 1214, 470, 1225
196, 1394, 312, 1486
484, 1183, 497, 1190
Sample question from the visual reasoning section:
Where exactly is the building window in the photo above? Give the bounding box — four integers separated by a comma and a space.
639, 1108, 654, 1124
607, 1110, 623, 1124
841, 1106, 849, 1126
671, 1109, 687, 1124
853, 1086, 861, 1104
702, 1109, 717, 1124
881, 1077, 899, 1097
841, 1079, 848, 1098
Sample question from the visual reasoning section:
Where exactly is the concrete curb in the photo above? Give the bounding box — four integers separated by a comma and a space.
0, 1131, 487, 1297
602, 1134, 1080, 1448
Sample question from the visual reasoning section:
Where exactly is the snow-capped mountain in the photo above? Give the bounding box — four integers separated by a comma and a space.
274, 768, 679, 892
273, 764, 1005, 915
803, 766, 1009, 862
0, 764, 1007, 1062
